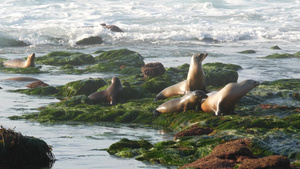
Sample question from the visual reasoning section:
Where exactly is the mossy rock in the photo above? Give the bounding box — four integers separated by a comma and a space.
0, 66, 45, 74
11, 86, 59, 96
238, 50, 256, 54
270, 45, 281, 50
36, 51, 96, 66
59, 78, 107, 97
0, 127, 55, 168
87, 49, 145, 74
0, 38, 30, 47
264, 53, 297, 59
76, 36, 103, 45
107, 138, 153, 156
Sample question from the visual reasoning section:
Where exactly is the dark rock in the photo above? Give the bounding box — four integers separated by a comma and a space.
141, 62, 165, 78
26, 80, 49, 88
238, 50, 256, 54
270, 45, 281, 50
101, 23, 124, 32
174, 125, 213, 140
238, 155, 291, 169
76, 36, 103, 45
180, 155, 237, 169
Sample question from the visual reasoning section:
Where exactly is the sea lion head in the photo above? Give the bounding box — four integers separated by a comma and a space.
192, 53, 208, 64
193, 90, 208, 99
111, 76, 123, 91
26, 53, 35, 67
240, 79, 260, 90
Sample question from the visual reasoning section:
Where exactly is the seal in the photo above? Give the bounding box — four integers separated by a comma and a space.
186, 53, 208, 92
3, 77, 40, 82
101, 23, 124, 32
154, 52, 208, 101
201, 79, 260, 116
88, 76, 123, 105
153, 90, 208, 116
3, 53, 35, 68
154, 80, 187, 101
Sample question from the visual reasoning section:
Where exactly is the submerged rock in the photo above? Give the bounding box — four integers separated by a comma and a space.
0, 127, 55, 168
264, 53, 298, 59
270, 45, 281, 50
238, 50, 256, 54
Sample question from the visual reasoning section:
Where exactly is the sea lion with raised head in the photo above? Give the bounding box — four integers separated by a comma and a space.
154, 53, 208, 101
3, 53, 35, 68
153, 90, 208, 116
88, 76, 123, 105
101, 23, 124, 32
201, 79, 260, 116
186, 53, 208, 92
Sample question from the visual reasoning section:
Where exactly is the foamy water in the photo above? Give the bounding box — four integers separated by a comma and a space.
0, 0, 300, 168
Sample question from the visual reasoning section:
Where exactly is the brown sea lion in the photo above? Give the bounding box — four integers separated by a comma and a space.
154, 53, 208, 101
186, 53, 208, 92
101, 23, 123, 32
3, 77, 40, 82
153, 90, 208, 116
88, 76, 123, 105
201, 79, 260, 116
154, 80, 187, 101
3, 53, 35, 68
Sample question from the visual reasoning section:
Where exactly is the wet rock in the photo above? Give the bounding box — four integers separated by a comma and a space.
238, 155, 291, 169
264, 53, 296, 58
174, 125, 214, 140
270, 45, 281, 50
238, 50, 256, 54
0, 127, 55, 168
26, 80, 49, 88
76, 36, 103, 45
141, 62, 165, 78
180, 155, 237, 169
12, 86, 59, 96
59, 78, 107, 97
211, 139, 255, 161
35, 51, 95, 66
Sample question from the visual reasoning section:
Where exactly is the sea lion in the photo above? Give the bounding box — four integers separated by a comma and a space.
154, 53, 208, 101
88, 76, 123, 105
201, 79, 260, 116
3, 53, 35, 68
154, 80, 187, 101
153, 90, 208, 116
186, 53, 208, 92
101, 23, 124, 32
3, 77, 40, 82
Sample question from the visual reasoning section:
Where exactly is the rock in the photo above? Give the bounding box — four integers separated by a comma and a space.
35, 51, 95, 66
238, 155, 291, 169
238, 50, 256, 54
264, 53, 296, 59
180, 155, 237, 169
76, 36, 103, 45
211, 139, 256, 161
141, 62, 165, 78
174, 125, 214, 140
26, 80, 49, 88
101, 23, 124, 32
270, 45, 281, 50
0, 127, 55, 168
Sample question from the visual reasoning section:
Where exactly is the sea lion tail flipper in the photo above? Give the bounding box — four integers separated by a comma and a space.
153, 110, 161, 117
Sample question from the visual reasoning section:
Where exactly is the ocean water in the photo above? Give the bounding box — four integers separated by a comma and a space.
0, 0, 299, 168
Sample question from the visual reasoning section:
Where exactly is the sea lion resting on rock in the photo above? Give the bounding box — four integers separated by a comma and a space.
153, 90, 208, 116
154, 53, 208, 101
3, 53, 35, 68
201, 79, 260, 116
88, 76, 123, 105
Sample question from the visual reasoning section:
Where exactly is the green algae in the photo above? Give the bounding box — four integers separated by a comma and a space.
12, 86, 59, 96
35, 51, 95, 66
265, 53, 297, 59
0, 66, 45, 74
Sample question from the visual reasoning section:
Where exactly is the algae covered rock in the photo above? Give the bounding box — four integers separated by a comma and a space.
35, 51, 95, 66
87, 49, 145, 74
59, 78, 107, 97
76, 36, 103, 45
0, 127, 55, 168
107, 138, 153, 158
238, 50, 256, 54
264, 53, 296, 59
12, 86, 59, 96
270, 45, 281, 50
0, 66, 44, 74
